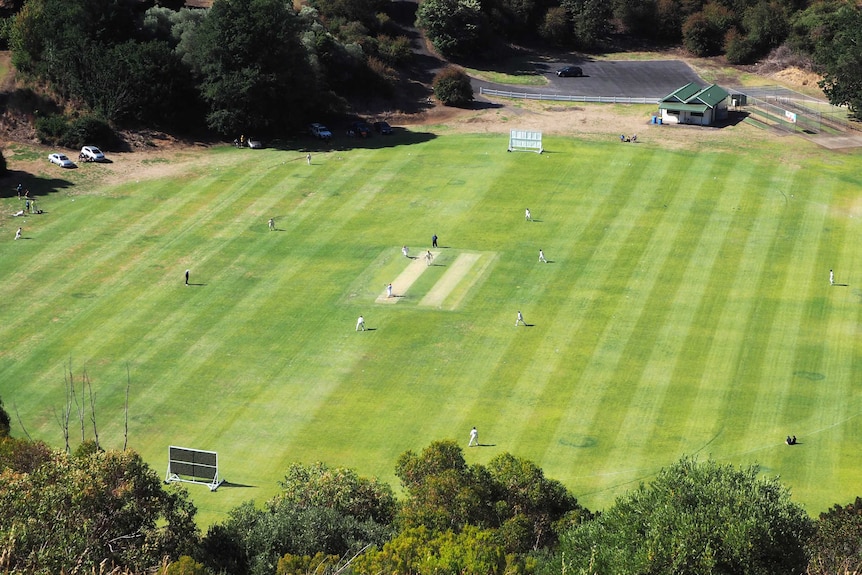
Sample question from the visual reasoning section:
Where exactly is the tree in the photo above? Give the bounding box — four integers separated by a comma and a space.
185, 0, 317, 136
741, 0, 789, 58
561, 0, 614, 49
275, 461, 396, 525
0, 396, 10, 437
0, 448, 199, 573
353, 525, 508, 575
395, 441, 587, 554
202, 464, 395, 575
807, 497, 862, 575
683, 4, 737, 56
486, 453, 589, 552
432, 67, 474, 107
395, 440, 495, 530
544, 457, 814, 575
811, 2, 862, 117
415, 0, 488, 58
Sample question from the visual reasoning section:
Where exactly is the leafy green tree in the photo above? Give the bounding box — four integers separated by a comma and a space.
539, 6, 571, 46
0, 436, 53, 473
275, 461, 396, 524
415, 0, 489, 58
432, 67, 474, 107
724, 27, 756, 64
741, 0, 789, 57
203, 464, 395, 575
561, 0, 614, 49
354, 525, 508, 575
0, 448, 199, 573
487, 453, 589, 552
807, 497, 862, 575
544, 457, 813, 575
395, 441, 586, 554
811, 2, 862, 117
786, 0, 843, 54
396, 440, 494, 530
482, 0, 539, 39
683, 4, 736, 56
185, 0, 317, 136
308, 0, 388, 26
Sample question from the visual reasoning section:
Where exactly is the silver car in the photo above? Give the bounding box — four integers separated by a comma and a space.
48, 153, 76, 168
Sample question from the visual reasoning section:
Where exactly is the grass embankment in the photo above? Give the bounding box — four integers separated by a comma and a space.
1, 129, 860, 527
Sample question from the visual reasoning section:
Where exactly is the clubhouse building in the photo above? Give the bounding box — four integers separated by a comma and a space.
658, 83, 730, 126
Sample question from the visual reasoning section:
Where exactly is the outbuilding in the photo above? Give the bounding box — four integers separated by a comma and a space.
658, 83, 729, 126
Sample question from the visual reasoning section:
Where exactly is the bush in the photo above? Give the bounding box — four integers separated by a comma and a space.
724, 28, 756, 64
60, 116, 115, 150
433, 67, 473, 107
539, 6, 571, 46
35, 114, 70, 146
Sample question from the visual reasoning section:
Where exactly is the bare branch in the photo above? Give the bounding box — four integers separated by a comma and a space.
13, 403, 32, 441
85, 371, 99, 450
124, 364, 130, 451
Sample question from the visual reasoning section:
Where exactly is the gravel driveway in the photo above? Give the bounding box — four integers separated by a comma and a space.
474, 60, 706, 100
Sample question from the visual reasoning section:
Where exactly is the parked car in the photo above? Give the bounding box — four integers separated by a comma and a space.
310, 123, 332, 140
373, 121, 393, 135
79, 146, 106, 162
247, 138, 263, 149
348, 121, 372, 138
48, 153, 76, 168
556, 66, 583, 77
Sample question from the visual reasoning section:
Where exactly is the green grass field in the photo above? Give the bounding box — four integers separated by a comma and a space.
1, 127, 861, 527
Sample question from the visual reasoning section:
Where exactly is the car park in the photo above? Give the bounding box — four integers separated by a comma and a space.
348, 121, 372, 138
373, 121, 393, 135
48, 153, 76, 168
310, 123, 332, 140
556, 66, 583, 77
79, 146, 106, 162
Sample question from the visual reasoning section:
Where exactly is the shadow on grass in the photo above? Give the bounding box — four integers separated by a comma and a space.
0, 170, 76, 200
219, 480, 257, 489
257, 127, 438, 154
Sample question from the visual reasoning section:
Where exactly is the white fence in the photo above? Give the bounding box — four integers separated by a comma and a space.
479, 87, 659, 105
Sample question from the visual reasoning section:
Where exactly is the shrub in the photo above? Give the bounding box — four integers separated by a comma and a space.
60, 116, 115, 150
35, 114, 70, 145
539, 6, 570, 46
375, 34, 412, 65
724, 28, 756, 64
433, 67, 473, 107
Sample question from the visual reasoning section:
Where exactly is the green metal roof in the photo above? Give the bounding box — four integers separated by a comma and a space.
661, 82, 702, 103
660, 83, 729, 109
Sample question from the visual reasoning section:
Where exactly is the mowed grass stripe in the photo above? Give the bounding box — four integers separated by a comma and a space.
521, 147, 692, 487
461, 141, 610, 458
550, 152, 732, 492
669, 166, 767, 455
690, 161, 783, 459
598, 155, 736, 482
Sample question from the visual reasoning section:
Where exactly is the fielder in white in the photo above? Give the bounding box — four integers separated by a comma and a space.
356, 315, 365, 331
525, 208, 532, 221
469, 427, 478, 447
516, 311, 526, 326
539, 249, 547, 263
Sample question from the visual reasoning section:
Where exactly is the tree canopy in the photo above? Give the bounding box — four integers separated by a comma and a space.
0, 446, 198, 573
547, 457, 814, 575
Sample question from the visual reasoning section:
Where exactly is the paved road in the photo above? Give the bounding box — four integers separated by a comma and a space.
474, 60, 706, 100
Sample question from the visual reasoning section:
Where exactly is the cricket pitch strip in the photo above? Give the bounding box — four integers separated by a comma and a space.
375, 250, 496, 310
